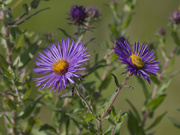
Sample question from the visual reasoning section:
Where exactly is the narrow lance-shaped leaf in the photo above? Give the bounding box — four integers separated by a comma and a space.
24, 116, 37, 135
57, 28, 71, 38
0, 54, 9, 69
19, 94, 45, 119
126, 99, 141, 122
120, 13, 134, 29
114, 112, 128, 135
99, 90, 118, 118
13, 41, 41, 69
23, 4, 29, 14
15, 34, 24, 50
169, 117, 180, 129
127, 113, 139, 135
150, 74, 160, 86
158, 71, 180, 94
111, 74, 120, 87
136, 76, 149, 99
167, 55, 176, 73
146, 94, 166, 110
31, 0, 40, 9
146, 112, 167, 131
99, 74, 111, 90
4, 98, 19, 111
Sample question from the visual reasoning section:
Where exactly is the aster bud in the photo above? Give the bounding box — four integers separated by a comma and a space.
117, 36, 126, 44
171, 10, 180, 24
158, 27, 166, 36
87, 7, 100, 19
70, 5, 87, 25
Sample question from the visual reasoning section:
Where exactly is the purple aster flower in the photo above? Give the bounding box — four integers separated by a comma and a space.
33, 38, 90, 92
70, 5, 87, 25
114, 40, 160, 83
171, 10, 180, 24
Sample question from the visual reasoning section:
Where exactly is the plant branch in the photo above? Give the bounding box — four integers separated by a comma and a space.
100, 72, 131, 120
8, 0, 41, 25
1, 4, 12, 64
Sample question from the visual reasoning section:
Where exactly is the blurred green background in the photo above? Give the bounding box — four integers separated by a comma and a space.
2, 0, 180, 134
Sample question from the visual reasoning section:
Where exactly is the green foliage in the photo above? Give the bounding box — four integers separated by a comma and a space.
146, 112, 167, 131
0, 0, 179, 134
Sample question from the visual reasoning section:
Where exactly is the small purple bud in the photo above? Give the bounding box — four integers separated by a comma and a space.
87, 7, 100, 19
171, 10, 180, 24
70, 5, 86, 25
116, 36, 129, 49
158, 27, 166, 36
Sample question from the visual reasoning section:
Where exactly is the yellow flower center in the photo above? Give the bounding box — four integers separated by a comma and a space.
130, 53, 144, 68
52, 59, 69, 75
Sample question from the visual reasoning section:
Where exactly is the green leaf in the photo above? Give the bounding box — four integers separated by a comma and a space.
0, 54, 9, 69
39, 124, 57, 133
150, 74, 160, 86
13, 42, 41, 69
146, 112, 167, 131
57, 28, 71, 38
99, 90, 118, 118
171, 29, 180, 46
126, 99, 141, 122
5, 98, 19, 111
23, 4, 29, 14
111, 106, 117, 119
16, 34, 24, 50
120, 13, 134, 29
169, 117, 180, 129
86, 113, 96, 121
127, 113, 139, 135
110, 53, 118, 61
111, 74, 120, 87
146, 95, 166, 110
167, 55, 176, 73
114, 122, 122, 135
99, 74, 111, 90
24, 116, 37, 135
136, 76, 149, 99
94, 53, 98, 63
114, 112, 128, 135
66, 113, 84, 123
158, 71, 180, 94
104, 125, 113, 135
19, 94, 45, 119
84, 38, 95, 46
24, 86, 31, 100
31, 0, 40, 9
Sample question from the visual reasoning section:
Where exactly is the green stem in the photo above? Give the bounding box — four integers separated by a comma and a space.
100, 72, 131, 120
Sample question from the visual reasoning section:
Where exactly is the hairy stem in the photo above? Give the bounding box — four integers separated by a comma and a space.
100, 72, 131, 120
1, 4, 12, 64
